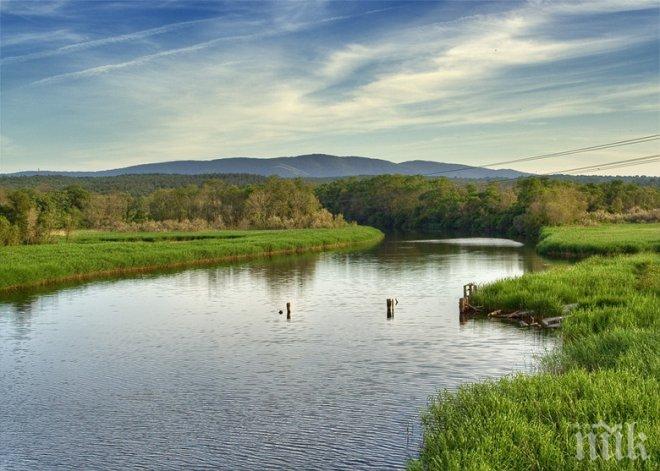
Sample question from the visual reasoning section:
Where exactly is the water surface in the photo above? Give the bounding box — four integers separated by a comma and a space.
1, 237, 556, 470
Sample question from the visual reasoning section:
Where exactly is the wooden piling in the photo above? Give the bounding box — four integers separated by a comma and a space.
286, 302, 291, 319
460, 283, 478, 315
386, 298, 394, 318
463, 283, 477, 298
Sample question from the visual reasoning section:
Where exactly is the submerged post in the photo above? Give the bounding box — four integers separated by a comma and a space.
286, 302, 291, 319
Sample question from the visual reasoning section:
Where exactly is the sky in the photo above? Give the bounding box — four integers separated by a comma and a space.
0, 0, 659, 175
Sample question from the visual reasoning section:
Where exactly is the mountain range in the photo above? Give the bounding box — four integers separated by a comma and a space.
8, 154, 527, 179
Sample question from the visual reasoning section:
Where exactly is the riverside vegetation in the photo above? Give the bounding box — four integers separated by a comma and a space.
0, 176, 384, 290
537, 223, 660, 258
0, 226, 383, 291
1, 175, 658, 246
410, 225, 659, 470
317, 175, 659, 238
0, 177, 346, 245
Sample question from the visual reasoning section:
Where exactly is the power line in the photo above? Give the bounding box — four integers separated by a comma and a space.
558, 159, 660, 175
476, 135, 659, 168
423, 134, 660, 176
484, 154, 660, 184
553, 154, 660, 175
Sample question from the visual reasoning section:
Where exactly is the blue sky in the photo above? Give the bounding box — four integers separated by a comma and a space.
1, 0, 658, 175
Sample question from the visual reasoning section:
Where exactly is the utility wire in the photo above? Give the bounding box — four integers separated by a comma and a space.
575, 159, 660, 174
423, 134, 660, 176
483, 154, 660, 184
551, 154, 660, 175
553, 155, 660, 175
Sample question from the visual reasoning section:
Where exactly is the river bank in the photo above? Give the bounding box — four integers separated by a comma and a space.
537, 223, 660, 258
411, 224, 659, 469
0, 226, 383, 292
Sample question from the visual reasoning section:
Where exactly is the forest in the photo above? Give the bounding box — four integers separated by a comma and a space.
316, 175, 660, 238
0, 173, 268, 195
0, 177, 344, 245
0, 174, 658, 245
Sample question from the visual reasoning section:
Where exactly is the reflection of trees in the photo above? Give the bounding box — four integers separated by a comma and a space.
0, 295, 35, 342
209, 251, 322, 298
247, 252, 320, 285
0, 281, 101, 336
347, 238, 547, 275
0, 250, 322, 332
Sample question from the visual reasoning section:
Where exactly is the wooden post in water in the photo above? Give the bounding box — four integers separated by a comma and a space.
286, 302, 291, 319
387, 298, 394, 318
460, 283, 478, 315
464, 283, 477, 298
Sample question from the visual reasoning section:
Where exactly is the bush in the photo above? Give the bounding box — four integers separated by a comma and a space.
0, 216, 20, 245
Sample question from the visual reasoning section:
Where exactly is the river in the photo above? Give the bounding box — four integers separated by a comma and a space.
1, 237, 557, 470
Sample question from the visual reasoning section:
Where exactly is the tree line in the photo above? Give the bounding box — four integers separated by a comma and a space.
315, 176, 660, 239
0, 178, 345, 245
0, 173, 268, 196
1, 174, 657, 245
3, 172, 657, 196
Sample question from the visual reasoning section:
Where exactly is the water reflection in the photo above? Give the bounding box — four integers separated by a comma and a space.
0, 237, 557, 470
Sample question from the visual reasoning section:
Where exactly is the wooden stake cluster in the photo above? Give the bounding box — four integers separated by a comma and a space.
459, 283, 478, 315
463, 283, 477, 298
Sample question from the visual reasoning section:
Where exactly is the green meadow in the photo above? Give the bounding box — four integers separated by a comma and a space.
411, 225, 659, 470
0, 226, 383, 291
537, 223, 660, 258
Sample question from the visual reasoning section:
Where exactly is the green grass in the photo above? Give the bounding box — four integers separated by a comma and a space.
411, 368, 658, 470
0, 226, 383, 291
411, 241, 659, 468
537, 223, 660, 258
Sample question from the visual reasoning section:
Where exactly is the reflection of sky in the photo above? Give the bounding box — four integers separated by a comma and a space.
1, 1, 658, 175
0, 239, 556, 468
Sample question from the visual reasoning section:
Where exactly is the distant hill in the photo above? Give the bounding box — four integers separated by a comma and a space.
7, 154, 527, 179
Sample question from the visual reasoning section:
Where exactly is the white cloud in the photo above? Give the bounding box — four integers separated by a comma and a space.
1, 16, 232, 65
1, 28, 85, 47
535, 0, 659, 14
26, 7, 391, 86
79, 2, 656, 164
0, 0, 69, 17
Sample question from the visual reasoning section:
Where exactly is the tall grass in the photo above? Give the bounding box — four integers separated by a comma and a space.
412, 369, 658, 470
537, 223, 660, 258
0, 226, 383, 291
411, 251, 659, 470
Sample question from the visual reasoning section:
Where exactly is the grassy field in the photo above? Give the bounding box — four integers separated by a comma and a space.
0, 226, 383, 291
411, 227, 659, 469
537, 223, 660, 258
